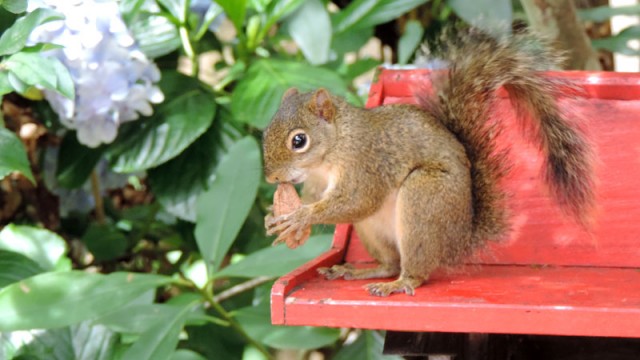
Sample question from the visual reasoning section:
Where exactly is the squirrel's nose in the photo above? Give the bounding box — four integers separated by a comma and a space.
266, 174, 279, 184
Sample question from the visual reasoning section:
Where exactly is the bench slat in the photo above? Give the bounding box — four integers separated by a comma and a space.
273, 236, 640, 337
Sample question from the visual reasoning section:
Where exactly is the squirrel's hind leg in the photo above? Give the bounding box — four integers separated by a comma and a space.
365, 164, 473, 296
319, 193, 402, 281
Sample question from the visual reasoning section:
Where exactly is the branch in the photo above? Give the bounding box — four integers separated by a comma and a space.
213, 276, 274, 303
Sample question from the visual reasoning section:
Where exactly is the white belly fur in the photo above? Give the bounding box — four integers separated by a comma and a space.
355, 190, 399, 247
302, 163, 338, 204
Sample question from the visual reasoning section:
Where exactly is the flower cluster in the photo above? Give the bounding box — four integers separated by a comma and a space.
28, 0, 164, 147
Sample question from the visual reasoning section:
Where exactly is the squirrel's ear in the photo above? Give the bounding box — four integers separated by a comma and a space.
308, 88, 335, 122
281, 88, 299, 103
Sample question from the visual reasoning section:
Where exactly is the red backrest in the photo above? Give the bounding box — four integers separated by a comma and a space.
345, 69, 640, 268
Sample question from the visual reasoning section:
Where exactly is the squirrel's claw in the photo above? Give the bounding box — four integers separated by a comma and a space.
267, 210, 309, 248
266, 214, 291, 236
365, 280, 417, 297
265, 213, 284, 232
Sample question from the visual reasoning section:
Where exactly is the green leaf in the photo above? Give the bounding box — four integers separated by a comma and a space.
216, 234, 331, 278
249, 0, 270, 12
171, 349, 208, 360
96, 304, 178, 334
81, 223, 129, 262
0, 71, 12, 96
148, 122, 222, 222
0, 127, 34, 183
183, 323, 245, 360
284, 0, 331, 65
50, 55, 74, 99
56, 132, 104, 189
447, 0, 512, 33
194, 2, 225, 40
231, 59, 349, 129
158, 0, 187, 23
334, 330, 401, 360
332, 0, 428, 35
263, 326, 340, 350
21, 42, 64, 52
120, 302, 197, 360
331, 26, 373, 57
215, 0, 247, 32
8, 322, 117, 360
194, 136, 261, 275
5, 52, 74, 99
264, 0, 305, 28
578, 5, 640, 23
108, 76, 216, 173
6, 70, 27, 94
1, 0, 27, 14
0, 8, 63, 56
592, 25, 640, 55
0, 250, 44, 288
398, 20, 424, 64
120, 0, 146, 24
235, 304, 340, 350
5, 52, 56, 89
0, 271, 173, 331
0, 224, 67, 271
343, 58, 381, 81
129, 13, 181, 58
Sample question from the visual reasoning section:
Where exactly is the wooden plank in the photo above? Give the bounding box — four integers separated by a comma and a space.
271, 225, 350, 324
376, 69, 640, 100
274, 263, 640, 337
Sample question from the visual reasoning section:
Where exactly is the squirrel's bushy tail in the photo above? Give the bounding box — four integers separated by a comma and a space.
415, 30, 595, 245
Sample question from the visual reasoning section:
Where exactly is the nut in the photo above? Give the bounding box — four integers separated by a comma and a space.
272, 183, 311, 248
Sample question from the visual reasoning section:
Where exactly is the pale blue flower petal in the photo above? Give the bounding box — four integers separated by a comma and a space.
27, 0, 164, 148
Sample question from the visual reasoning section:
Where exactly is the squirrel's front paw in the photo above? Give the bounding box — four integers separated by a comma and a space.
266, 208, 311, 248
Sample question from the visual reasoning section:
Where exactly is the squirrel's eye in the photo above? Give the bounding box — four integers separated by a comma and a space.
288, 130, 310, 152
292, 134, 306, 149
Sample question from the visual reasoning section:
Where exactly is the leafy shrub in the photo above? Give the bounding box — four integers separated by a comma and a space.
0, 0, 430, 359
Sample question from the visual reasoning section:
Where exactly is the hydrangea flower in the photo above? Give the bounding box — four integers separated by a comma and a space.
27, 0, 164, 147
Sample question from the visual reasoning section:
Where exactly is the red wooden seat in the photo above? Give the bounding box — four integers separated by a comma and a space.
271, 70, 640, 338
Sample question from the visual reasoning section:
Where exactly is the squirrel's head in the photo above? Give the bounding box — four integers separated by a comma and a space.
262, 88, 338, 184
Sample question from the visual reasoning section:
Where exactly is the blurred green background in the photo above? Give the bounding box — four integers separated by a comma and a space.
0, 0, 634, 359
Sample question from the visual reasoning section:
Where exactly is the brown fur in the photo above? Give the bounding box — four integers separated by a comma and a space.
263, 30, 595, 296
416, 30, 595, 240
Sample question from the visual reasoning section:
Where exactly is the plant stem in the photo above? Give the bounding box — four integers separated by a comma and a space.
213, 276, 273, 303
201, 314, 230, 327
198, 284, 274, 360
90, 170, 106, 224
179, 26, 199, 76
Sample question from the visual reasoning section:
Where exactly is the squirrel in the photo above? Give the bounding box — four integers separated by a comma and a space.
262, 30, 595, 297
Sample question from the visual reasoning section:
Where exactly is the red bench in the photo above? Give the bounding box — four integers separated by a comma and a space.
271, 69, 640, 339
